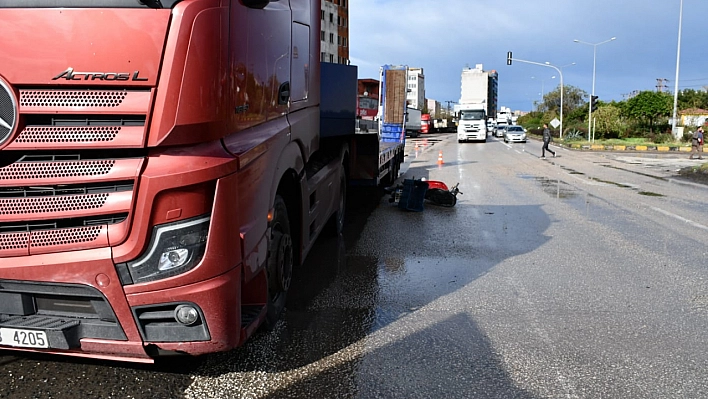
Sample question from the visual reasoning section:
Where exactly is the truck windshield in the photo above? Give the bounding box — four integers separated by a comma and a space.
0, 0, 180, 8
460, 110, 485, 121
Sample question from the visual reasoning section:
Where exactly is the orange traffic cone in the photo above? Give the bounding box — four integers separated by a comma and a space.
437, 150, 444, 165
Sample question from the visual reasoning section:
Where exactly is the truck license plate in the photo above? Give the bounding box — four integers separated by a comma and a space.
0, 328, 49, 348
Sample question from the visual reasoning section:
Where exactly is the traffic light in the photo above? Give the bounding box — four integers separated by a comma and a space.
590, 95, 599, 112
506, 52, 512, 65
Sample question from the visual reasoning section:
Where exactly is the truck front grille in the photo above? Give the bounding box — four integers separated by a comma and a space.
0, 87, 152, 257
19, 89, 136, 109
17, 126, 120, 144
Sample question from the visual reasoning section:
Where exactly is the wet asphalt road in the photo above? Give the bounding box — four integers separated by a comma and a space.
2, 133, 708, 398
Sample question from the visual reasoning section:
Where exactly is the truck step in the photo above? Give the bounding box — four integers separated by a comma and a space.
0, 315, 80, 350
241, 305, 264, 329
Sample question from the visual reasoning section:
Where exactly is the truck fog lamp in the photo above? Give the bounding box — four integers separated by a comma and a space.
174, 305, 199, 325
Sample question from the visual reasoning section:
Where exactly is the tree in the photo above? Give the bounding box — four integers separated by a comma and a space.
624, 91, 672, 133
677, 88, 708, 110
541, 85, 588, 119
593, 105, 624, 139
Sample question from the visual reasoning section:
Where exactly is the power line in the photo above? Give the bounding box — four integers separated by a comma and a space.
678, 83, 708, 89
678, 77, 708, 82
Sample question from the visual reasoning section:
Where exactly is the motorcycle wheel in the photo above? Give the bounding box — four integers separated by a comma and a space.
425, 189, 457, 207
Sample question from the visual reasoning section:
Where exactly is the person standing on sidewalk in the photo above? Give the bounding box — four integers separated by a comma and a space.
541, 123, 556, 158
689, 127, 704, 160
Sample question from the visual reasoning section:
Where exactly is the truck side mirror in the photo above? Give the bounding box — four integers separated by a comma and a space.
242, 0, 270, 9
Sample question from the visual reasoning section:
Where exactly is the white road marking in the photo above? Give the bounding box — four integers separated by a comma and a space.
650, 206, 708, 231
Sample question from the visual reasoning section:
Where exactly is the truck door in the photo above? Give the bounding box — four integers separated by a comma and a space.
230, 0, 291, 130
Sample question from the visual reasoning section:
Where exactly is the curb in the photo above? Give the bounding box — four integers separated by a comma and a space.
542, 139, 694, 153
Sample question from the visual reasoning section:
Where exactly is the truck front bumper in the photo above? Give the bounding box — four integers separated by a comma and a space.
458, 131, 486, 141
0, 248, 245, 362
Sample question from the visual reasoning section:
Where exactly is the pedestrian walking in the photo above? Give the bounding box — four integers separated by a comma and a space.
541, 123, 555, 158
689, 127, 704, 160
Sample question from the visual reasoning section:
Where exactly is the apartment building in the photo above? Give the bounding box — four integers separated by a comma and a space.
427, 99, 442, 118
407, 67, 425, 110
320, 0, 349, 64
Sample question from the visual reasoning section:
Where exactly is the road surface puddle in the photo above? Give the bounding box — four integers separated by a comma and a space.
518, 174, 579, 199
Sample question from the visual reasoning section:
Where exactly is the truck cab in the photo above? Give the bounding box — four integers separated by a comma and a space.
0, 0, 405, 363
456, 105, 487, 143
421, 113, 432, 134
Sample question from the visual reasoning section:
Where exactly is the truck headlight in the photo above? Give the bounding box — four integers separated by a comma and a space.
128, 215, 210, 284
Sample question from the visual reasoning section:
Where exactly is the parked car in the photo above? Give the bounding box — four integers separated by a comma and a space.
495, 125, 507, 138
504, 125, 527, 143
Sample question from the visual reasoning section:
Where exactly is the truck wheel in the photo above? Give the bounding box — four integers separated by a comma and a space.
381, 157, 399, 187
324, 165, 347, 236
262, 195, 293, 330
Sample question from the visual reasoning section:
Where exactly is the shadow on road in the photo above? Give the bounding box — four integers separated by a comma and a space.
0, 178, 553, 398
182, 180, 552, 398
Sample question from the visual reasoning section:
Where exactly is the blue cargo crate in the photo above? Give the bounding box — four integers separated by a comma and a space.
398, 179, 428, 212
381, 122, 404, 142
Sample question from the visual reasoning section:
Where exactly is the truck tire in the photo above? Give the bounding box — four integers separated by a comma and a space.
324, 164, 346, 236
262, 195, 293, 330
381, 157, 399, 187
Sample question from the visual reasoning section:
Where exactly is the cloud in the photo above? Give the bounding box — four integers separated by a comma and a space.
348, 0, 708, 111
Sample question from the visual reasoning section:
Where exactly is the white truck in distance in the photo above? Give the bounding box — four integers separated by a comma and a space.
456, 103, 487, 143
497, 106, 512, 127
405, 107, 422, 137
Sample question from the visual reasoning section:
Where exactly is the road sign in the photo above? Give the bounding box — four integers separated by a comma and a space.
550, 118, 560, 129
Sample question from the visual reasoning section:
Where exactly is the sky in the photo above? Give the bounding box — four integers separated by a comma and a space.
349, 0, 708, 113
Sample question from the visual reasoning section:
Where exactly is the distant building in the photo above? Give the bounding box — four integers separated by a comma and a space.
427, 99, 442, 117
679, 108, 708, 127
320, 0, 349, 64
407, 68, 425, 110
460, 64, 498, 119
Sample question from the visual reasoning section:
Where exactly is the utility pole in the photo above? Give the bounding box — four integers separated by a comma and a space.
656, 78, 669, 92
445, 100, 455, 118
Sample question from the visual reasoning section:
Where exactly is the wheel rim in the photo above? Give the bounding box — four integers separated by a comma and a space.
336, 176, 346, 231
268, 223, 293, 300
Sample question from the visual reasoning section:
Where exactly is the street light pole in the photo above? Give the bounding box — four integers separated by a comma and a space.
557, 63, 576, 127
542, 76, 555, 102
532, 76, 556, 111
574, 37, 616, 142
671, 0, 683, 137
507, 55, 565, 138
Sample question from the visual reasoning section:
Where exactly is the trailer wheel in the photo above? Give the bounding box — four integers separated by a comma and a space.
381, 156, 399, 187
324, 164, 347, 236
262, 195, 293, 330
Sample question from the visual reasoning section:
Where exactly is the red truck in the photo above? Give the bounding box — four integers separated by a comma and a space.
421, 113, 432, 134
0, 0, 405, 363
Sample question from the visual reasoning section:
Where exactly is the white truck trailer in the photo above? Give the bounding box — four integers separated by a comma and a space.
405, 107, 422, 138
